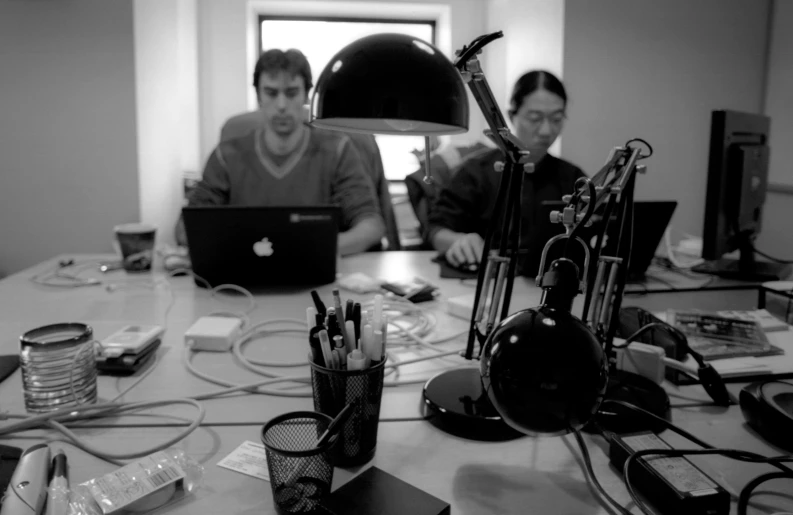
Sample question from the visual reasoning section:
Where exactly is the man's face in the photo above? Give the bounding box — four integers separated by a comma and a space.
257, 72, 308, 137
512, 89, 566, 159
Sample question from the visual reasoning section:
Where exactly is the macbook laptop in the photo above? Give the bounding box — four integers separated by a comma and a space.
182, 206, 340, 287
539, 200, 678, 281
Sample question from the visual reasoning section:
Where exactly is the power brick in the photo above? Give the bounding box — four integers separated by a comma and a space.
184, 316, 242, 352
609, 431, 729, 515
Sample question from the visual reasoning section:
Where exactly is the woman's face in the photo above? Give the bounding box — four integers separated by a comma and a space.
512, 88, 566, 160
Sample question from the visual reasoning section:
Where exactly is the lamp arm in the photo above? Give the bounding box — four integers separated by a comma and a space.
451, 33, 531, 361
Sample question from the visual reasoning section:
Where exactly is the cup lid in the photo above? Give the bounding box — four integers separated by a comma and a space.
114, 223, 157, 234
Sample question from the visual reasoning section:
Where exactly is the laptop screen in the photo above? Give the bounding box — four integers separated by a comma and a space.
539, 200, 677, 280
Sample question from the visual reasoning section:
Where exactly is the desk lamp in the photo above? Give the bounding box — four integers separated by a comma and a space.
311, 31, 657, 440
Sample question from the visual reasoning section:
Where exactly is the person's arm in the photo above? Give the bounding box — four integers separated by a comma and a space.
331, 137, 385, 256
174, 147, 231, 246
338, 216, 385, 256
427, 162, 487, 265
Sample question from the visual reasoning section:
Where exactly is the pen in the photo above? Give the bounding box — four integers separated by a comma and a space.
352, 303, 362, 342
311, 290, 327, 317
333, 335, 347, 366
345, 320, 356, 354
318, 330, 333, 369
326, 308, 340, 340
332, 290, 347, 345
345, 299, 354, 324
46, 451, 69, 515
373, 294, 383, 330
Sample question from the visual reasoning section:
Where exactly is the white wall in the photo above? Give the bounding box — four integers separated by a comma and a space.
134, 0, 201, 245
765, 0, 793, 188
0, 0, 140, 276
196, 0, 489, 161
485, 0, 565, 155
562, 0, 770, 240
756, 0, 793, 259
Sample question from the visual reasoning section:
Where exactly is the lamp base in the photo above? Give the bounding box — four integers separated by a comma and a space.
423, 368, 524, 441
587, 370, 671, 435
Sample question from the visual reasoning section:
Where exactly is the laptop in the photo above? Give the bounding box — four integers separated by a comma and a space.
539, 200, 678, 281
182, 206, 340, 287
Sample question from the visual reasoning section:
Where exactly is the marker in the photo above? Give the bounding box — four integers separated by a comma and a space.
333, 335, 347, 366
344, 320, 356, 354
318, 330, 333, 369
362, 324, 374, 368
46, 451, 69, 515
310, 290, 327, 317
373, 294, 383, 329
332, 290, 347, 345
352, 303, 362, 342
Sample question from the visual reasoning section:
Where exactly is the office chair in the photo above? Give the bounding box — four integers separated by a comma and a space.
220, 111, 401, 250
404, 142, 491, 248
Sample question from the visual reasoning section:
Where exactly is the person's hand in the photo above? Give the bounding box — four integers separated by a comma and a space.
445, 233, 484, 268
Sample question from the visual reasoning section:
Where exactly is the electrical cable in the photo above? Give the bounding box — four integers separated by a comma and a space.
753, 247, 793, 264
598, 400, 793, 515
571, 429, 632, 515
623, 449, 793, 515
4, 271, 466, 464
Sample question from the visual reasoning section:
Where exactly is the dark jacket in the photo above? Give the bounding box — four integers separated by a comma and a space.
428, 149, 586, 277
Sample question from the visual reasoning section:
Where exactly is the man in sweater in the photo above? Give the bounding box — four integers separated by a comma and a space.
178, 49, 384, 256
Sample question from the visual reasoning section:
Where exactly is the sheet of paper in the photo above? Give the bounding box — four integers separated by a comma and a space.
217, 440, 270, 481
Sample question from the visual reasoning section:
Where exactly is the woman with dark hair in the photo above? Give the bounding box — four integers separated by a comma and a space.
427, 70, 585, 277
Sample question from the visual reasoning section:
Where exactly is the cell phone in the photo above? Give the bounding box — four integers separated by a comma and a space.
99, 325, 164, 358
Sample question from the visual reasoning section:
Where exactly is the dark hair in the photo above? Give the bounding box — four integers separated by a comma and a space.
252, 48, 313, 93
507, 70, 567, 119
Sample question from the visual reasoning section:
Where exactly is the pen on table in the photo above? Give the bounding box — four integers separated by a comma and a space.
46, 450, 69, 515
311, 290, 327, 317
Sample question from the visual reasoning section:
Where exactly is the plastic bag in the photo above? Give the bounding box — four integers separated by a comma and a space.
66, 449, 203, 515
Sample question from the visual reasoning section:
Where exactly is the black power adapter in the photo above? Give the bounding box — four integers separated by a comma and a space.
609, 431, 730, 515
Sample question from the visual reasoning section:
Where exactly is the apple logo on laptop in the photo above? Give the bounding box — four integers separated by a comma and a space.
253, 237, 274, 257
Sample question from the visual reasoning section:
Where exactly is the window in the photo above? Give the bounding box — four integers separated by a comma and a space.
259, 16, 435, 181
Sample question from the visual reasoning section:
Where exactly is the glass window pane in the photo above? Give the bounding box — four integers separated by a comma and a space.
260, 19, 434, 180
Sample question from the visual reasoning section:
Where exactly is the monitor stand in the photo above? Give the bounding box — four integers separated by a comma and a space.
692, 242, 791, 282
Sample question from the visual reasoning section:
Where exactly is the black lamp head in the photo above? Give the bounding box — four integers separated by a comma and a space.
480, 264, 608, 436
309, 33, 469, 135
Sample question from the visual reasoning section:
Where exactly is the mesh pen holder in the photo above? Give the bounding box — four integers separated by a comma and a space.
309, 359, 385, 467
261, 411, 336, 515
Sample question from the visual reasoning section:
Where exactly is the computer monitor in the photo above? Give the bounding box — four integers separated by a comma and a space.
692, 109, 790, 281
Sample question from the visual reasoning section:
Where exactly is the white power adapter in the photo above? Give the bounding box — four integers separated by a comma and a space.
614, 341, 666, 385
184, 316, 243, 352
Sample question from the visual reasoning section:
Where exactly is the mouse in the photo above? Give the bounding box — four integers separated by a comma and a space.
454, 261, 479, 273
164, 254, 191, 273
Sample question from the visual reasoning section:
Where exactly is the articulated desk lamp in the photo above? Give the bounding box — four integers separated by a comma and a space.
311, 31, 657, 440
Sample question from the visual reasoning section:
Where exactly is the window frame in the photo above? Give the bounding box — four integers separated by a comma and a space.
257, 15, 437, 182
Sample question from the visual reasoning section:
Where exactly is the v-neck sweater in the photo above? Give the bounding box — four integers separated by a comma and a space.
188, 126, 381, 231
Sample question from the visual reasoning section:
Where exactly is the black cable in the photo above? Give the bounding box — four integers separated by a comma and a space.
738, 472, 793, 514
612, 322, 668, 349
572, 429, 632, 515
753, 246, 793, 264
625, 138, 653, 159
623, 449, 793, 515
